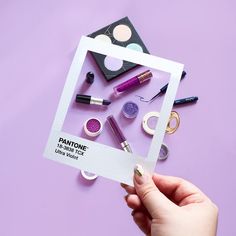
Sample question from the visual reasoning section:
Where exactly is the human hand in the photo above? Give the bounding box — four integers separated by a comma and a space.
121, 165, 218, 236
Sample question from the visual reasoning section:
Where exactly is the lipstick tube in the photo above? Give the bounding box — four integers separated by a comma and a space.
75, 94, 111, 106
113, 70, 152, 95
106, 115, 132, 153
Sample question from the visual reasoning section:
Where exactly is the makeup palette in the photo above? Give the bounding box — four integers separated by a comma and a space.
88, 17, 150, 81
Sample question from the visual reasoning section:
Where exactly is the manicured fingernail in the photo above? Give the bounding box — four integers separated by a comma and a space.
134, 164, 148, 184
134, 164, 144, 176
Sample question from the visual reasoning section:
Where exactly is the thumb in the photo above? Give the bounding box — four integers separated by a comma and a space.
133, 164, 176, 219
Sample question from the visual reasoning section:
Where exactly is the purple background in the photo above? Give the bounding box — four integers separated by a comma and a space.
0, 0, 235, 235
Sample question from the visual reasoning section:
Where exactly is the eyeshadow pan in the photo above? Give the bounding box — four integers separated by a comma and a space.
95, 34, 112, 44
104, 56, 123, 71
126, 43, 143, 52
113, 24, 132, 42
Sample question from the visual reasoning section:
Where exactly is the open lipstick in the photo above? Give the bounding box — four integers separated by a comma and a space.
75, 94, 111, 106
106, 115, 132, 153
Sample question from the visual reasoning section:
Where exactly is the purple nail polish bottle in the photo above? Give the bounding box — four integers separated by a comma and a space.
113, 70, 152, 96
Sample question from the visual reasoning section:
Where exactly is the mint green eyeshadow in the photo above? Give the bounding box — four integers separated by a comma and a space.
126, 43, 143, 52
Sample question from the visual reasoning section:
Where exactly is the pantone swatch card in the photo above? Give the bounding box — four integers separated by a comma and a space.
44, 36, 184, 186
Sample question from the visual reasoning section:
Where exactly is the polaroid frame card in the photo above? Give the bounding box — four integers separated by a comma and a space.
44, 36, 184, 186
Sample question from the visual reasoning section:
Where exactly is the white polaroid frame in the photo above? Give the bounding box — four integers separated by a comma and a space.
44, 36, 184, 186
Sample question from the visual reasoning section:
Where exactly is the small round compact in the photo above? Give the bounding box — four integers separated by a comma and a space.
142, 111, 180, 135
81, 170, 98, 181
142, 111, 160, 135
158, 143, 169, 160
84, 118, 103, 137
122, 101, 139, 119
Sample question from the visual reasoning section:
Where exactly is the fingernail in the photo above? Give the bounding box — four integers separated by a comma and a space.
134, 164, 148, 185
134, 164, 144, 176
120, 182, 128, 188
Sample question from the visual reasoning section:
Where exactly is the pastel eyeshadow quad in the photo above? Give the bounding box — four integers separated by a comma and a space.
88, 17, 150, 81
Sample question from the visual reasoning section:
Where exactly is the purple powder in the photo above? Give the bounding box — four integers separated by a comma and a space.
86, 118, 101, 132
122, 101, 139, 119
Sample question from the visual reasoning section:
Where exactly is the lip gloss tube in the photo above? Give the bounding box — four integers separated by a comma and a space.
106, 115, 132, 153
113, 70, 152, 96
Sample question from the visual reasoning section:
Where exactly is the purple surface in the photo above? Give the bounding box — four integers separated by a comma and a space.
0, 0, 236, 235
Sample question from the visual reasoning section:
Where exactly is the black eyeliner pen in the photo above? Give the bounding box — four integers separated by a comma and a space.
173, 96, 198, 106
149, 70, 187, 103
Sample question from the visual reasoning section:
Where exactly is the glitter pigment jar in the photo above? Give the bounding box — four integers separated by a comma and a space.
84, 118, 103, 137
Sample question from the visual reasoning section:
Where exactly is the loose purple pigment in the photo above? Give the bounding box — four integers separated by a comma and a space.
122, 101, 139, 118
86, 118, 101, 133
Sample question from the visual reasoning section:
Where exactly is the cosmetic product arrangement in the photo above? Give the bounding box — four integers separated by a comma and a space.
70, 17, 198, 180
44, 16, 196, 185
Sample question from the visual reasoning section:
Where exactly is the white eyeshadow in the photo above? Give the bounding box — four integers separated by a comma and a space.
95, 34, 112, 44
113, 24, 132, 42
